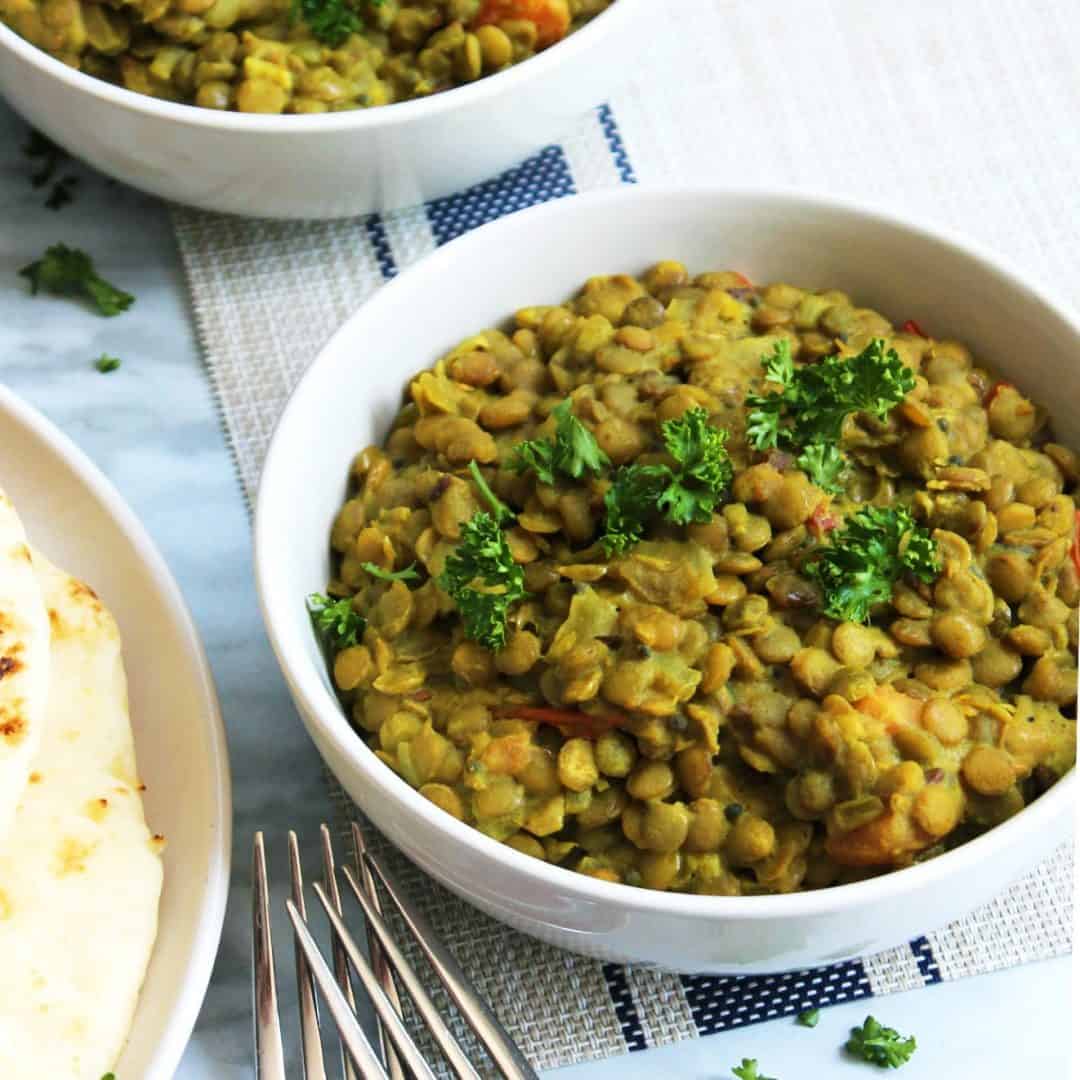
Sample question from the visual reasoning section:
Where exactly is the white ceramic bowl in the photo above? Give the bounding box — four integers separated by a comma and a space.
0, 1, 643, 219
255, 187, 1077, 973
0, 385, 231, 1074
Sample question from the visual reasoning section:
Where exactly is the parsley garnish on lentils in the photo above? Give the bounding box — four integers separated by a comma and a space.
601, 407, 733, 555
805, 506, 939, 624
307, 593, 366, 650
291, 0, 382, 46
361, 562, 419, 582
468, 460, 514, 523
437, 510, 527, 651
846, 1015, 917, 1068
19, 244, 134, 317
511, 397, 611, 486
745, 338, 915, 492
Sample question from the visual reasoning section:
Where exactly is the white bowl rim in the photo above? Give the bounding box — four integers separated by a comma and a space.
0, 0, 641, 134
0, 383, 233, 1074
256, 183, 1077, 925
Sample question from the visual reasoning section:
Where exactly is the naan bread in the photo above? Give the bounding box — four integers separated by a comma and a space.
0, 487, 49, 847
0, 550, 163, 1080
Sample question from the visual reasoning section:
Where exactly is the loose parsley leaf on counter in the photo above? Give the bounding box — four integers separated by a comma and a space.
732, 1059, 778, 1080
510, 398, 611, 486
361, 562, 419, 582
601, 408, 733, 553
845, 1015, 917, 1068
745, 338, 915, 493
437, 511, 527, 650
804, 506, 939, 624
94, 353, 121, 373
797, 1007, 821, 1028
307, 593, 366, 650
19, 244, 134, 316
468, 460, 513, 523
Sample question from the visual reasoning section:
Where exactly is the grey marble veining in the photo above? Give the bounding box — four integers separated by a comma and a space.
0, 96, 1068, 1080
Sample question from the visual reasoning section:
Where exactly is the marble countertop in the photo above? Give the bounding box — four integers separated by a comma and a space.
0, 98, 1070, 1079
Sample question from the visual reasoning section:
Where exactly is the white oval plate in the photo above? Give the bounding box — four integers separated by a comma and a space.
0, 384, 230, 1078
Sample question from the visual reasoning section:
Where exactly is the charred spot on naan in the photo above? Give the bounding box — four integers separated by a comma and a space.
44, 577, 117, 640
0, 652, 22, 680
86, 797, 110, 823
0, 702, 27, 745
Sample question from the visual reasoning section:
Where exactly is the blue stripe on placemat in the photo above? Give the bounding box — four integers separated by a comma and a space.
679, 960, 874, 1037
425, 144, 576, 247
365, 215, 397, 279
602, 963, 649, 1052
910, 936, 943, 985
597, 103, 636, 183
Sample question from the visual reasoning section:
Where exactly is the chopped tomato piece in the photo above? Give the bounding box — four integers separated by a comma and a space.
983, 380, 1013, 407
497, 705, 624, 739
808, 501, 840, 537
731, 271, 752, 287
472, 0, 571, 48
1071, 510, 1080, 578
901, 318, 927, 337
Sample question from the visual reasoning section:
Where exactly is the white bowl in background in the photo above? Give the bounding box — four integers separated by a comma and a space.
0, 385, 231, 1074
255, 187, 1077, 972
0, 1, 643, 219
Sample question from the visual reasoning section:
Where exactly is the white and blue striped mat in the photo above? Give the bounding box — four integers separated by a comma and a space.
174, 102, 1073, 1074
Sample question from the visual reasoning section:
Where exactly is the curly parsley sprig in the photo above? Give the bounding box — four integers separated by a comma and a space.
437, 511, 528, 650
510, 397, 611, 486
19, 244, 133, 317
745, 338, 915, 493
601, 407, 733, 555
291, 0, 380, 46
732, 1059, 778, 1080
845, 1015, 917, 1068
804, 506, 939, 623
307, 593, 366, 650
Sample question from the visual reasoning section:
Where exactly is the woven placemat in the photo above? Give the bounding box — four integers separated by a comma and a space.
173, 2, 1077, 1069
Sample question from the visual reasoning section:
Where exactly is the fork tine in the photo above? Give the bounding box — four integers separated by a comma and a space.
341, 865, 482, 1080
364, 850, 539, 1080
289, 831, 328, 1080
320, 825, 361, 1080
349, 823, 407, 1080
286, 900, 391, 1080
311, 881, 438, 1080
252, 833, 287, 1080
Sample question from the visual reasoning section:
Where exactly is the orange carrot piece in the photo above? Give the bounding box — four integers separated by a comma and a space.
472, 0, 571, 48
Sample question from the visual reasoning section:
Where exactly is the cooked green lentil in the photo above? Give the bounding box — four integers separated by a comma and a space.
321, 263, 1077, 895
0, 0, 612, 113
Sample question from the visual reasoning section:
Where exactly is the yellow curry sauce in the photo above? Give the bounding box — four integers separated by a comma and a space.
0, 0, 613, 112
321, 264, 1077, 895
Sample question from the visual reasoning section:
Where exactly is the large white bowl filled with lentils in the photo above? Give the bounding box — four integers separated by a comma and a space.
256, 188, 1077, 972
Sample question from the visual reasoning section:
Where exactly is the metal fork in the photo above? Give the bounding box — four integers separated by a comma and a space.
252, 823, 539, 1080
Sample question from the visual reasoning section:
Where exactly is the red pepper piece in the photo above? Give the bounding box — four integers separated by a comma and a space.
901, 319, 928, 337
496, 705, 624, 739
731, 271, 752, 287
808, 501, 840, 537
984, 381, 1013, 407
1070, 510, 1080, 579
